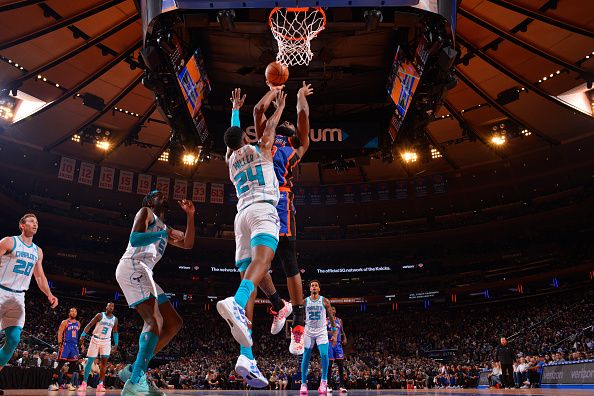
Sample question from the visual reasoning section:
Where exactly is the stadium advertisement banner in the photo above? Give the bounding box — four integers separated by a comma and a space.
155, 177, 170, 198
58, 156, 76, 181
77, 162, 94, 186
541, 361, 594, 387
316, 266, 392, 274
117, 170, 133, 193
98, 167, 115, 190
137, 174, 152, 195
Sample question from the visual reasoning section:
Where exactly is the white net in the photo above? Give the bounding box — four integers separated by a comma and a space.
269, 7, 326, 66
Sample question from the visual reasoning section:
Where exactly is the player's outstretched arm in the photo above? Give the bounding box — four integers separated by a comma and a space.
324, 298, 338, 345
169, 200, 196, 249
253, 84, 284, 138
33, 248, 58, 308
226, 88, 246, 162
294, 81, 313, 158
81, 313, 102, 339
129, 207, 179, 246
112, 318, 119, 353
260, 90, 286, 158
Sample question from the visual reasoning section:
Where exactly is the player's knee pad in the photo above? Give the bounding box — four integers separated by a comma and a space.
279, 239, 300, 278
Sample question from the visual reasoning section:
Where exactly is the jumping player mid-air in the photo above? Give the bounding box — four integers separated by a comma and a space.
252, 81, 314, 355
300, 280, 338, 395
49, 307, 84, 391
78, 302, 119, 393
327, 306, 348, 393
115, 191, 195, 395
218, 88, 286, 387
0, 213, 58, 395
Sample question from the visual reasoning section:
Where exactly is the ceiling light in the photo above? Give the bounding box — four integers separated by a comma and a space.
158, 150, 170, 162
96, 141, 110, 150
430, 148, 442, 159
491, 135, 506, 145
55, 83, 60, 88
401, 151, 418, 163
556, 70, 560, 74
182, 153, 198, 166
71, 134, 81, 143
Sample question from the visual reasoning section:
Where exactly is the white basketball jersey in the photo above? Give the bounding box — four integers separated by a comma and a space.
305, 295, 327, 333
92, 312, 116, 340
228, 144, 279, 211
120, 213, 168, 269
0, 236, 39, 291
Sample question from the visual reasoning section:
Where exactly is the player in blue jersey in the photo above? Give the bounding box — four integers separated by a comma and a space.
327, 306, 348, 393
49, 307, 84, 391
115, 191, 195, 396
0, 213, 58, 395
78, 302, 119, 392
219, 88, 286, 388
252, 81, 314, 355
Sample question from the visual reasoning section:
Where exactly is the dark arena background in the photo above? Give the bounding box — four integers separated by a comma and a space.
0, 0, 593, 395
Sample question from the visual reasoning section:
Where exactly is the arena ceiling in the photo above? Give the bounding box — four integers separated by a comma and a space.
0, 0, 593, 185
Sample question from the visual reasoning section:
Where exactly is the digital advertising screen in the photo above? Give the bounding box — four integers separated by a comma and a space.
177, 49, 211, 119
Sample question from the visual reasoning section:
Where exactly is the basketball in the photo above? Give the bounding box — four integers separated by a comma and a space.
265, 61, 289, 86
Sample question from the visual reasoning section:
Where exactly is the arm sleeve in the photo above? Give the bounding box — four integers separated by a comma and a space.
231, 109, 241, 127
113, 332, 119, 346
129, 230, 168, 247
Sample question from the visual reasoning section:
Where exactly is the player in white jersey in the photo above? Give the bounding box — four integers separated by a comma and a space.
300, 280, 338, 395
0, 213, 58, 393
78, 302, 119, 393
115, 191, 195, 396
217, 88, 286, 388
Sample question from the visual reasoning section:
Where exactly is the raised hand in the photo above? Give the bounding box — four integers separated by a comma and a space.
230, 88, 246, 110
274, 90, 287, 110
298, 81, 314, 97
178, 199, 195, 216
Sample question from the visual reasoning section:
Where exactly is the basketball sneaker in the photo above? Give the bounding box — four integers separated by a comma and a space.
48, 383, 59, 391
148, 382, 166, 396
121, 376, 149, 396
96, 383, 106, 393
67, 383, 76, 391
270, 300, 292, 335
235, 355, 269, 388
318, 380, 328, 394
300, 384, 309, 395
290, 325, 305, 355
327, 387, 333, 393
339, 387, 348, 393
77, 381, 87, 391
118, 363, 133, 383
217, 296, 252, 347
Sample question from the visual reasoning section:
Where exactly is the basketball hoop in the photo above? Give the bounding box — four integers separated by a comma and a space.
268, 7, 326, 66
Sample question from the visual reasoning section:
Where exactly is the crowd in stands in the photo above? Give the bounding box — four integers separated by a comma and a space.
2, 288, 591, 390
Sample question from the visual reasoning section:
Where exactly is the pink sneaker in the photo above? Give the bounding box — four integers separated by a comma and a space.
290, 325, 305, 355
96, 383, 106, 393
300, 384, 308, 395
270, 300, 292, 335
77, 381, 87, 391
318, 381, 328, 394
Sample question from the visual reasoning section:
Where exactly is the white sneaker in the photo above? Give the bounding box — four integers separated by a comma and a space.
48, 383, 59, 391
270, 300, 292, 335
300, 384, 309, 395
121, 375, 149, 396
67, 383, 76, 391
235, 355, 268, 388
327, 387, 333, 393
217, 296, 252, 347
339, 387, 348, 393
290, 326, 305, 355
118, 363, 133, 383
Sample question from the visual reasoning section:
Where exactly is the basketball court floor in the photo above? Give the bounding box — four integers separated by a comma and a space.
2, 389, 591, 395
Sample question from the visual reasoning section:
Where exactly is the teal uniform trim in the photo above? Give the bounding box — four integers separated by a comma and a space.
128, 295, 155, 308
0, 284, 24, 293
250, 233, 278, 252
113, 332, 119, 347
235, 258, 252, 272
157, 293, 169, 305
231, 109, 241, 127
17, 236, 33, 248
129, 230, 167, 247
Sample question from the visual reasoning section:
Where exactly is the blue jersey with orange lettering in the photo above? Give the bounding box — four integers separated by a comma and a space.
272, 135, 300, 237
327, 317, 342, 345
63, 319, 80, 344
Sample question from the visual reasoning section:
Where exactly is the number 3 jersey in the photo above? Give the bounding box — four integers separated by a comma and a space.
120, 213, 168, 270
229, 144, 279, 212
0, 236, 39, 291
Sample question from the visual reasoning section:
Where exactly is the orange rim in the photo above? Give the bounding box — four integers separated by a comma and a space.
268, 7, 326, 42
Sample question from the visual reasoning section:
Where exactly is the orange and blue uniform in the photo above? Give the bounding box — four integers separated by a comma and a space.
58, 319, 80, 361
272, 135, 300, 238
